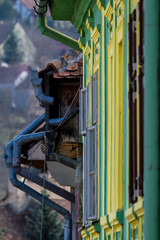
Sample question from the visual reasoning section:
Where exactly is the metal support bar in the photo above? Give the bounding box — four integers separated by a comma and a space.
49, 117, 64, 127
49, 151, 77, 169
17, 167, 75, 203
9, 168, 71, 240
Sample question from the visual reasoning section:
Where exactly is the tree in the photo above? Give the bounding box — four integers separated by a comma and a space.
25, 198, 64, 240
2, 31, 23, 65
0, 0, 17, 20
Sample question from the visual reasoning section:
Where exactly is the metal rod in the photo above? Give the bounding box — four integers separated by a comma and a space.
49, 151, 77, 169
9, 167, 71, 240
17, 167, 75, 203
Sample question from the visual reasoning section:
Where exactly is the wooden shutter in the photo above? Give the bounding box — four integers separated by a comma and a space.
138, 0, 144, 196
128, 8, 138, 203
80, 87, 87, 135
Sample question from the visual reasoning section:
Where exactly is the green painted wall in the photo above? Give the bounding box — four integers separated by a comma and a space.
47, 0, 160, 239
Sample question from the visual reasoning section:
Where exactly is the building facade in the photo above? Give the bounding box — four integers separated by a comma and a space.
4, 0, 159, 239
78, 0, 145, 239
46, 0, 159, 239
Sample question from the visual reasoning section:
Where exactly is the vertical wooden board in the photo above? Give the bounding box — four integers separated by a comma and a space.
60, 85, 79, 117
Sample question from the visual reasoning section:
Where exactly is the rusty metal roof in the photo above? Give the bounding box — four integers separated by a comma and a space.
39, 49, 83, 79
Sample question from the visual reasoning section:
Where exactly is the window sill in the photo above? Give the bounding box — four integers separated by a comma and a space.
125, 198, 144, 224
87, 221, 100, 235
81, 222, 100, 238
100, 210, 123, 231
100, 215, 111, 230
108, 209, 123, 226
134, 198, 144, 218
81, 228, 90, 239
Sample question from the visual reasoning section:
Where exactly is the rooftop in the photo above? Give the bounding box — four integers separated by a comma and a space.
39, 49, 83, 79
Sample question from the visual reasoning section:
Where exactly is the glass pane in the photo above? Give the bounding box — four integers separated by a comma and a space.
116, 232, 120, 240
89, 128, 95, 172
108, 235, 111, 240
134, 228, 138, 240
92, 76, 95, 122
83, 137, 88, 223
89, 173, 95, 217
82, 90, 86, 131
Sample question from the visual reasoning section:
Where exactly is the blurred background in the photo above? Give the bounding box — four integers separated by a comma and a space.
0, 0, 78, 239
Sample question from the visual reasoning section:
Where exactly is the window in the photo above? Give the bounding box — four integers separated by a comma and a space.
116, 232, 120, 240
83, 137, 87, 224
82, 72, 99, 223
87, 125, 98, 220
107, 39, 114, 213
80, 87, 87, 135
92, 70, 98, 125
128, 0, 144, 203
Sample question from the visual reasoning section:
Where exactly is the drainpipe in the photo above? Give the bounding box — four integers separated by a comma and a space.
144, 0, 159, 239
34, 0, 82, 52
9, 167, 71, 240
30, 69, 54, 106
5, 113, 45, 168
13, 132, 45, 167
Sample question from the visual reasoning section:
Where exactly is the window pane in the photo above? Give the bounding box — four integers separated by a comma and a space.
83, 137, 88, 224
92, 71, 98, 125
80, 88, 87, 135
89, 173, 95, 217
116, 232, 120, 240
134, 228, 138, 240
89, 128, 95, 172
87, 126, 97, 220
82, 90, 86, 130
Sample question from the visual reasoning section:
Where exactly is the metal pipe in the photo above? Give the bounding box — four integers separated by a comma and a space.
4, 113, 45, 167
17, 167, 75, 203
9, 168, 71, 240
49, 117, 64, 127
4, 114, 73, 239
30, 69, 54, 106
144, 0, 160, 238
13, 132, 45, 167
49, 151, 77, 169
34, 0, 82, 52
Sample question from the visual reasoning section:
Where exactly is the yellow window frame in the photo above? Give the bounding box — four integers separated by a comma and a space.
107, 38, 114, 214
115, 20, 124, 210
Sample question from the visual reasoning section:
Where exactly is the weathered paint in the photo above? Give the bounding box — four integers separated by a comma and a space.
49, 0, 74, 20
37, 16, 81, 52
48, 0, 160, 239
144, 0, 159, 239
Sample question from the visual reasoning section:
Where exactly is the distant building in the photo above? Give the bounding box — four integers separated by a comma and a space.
0, 65, 31, 110
0, 22, 36, 66
13, 0, 34, 24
